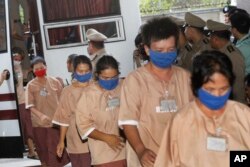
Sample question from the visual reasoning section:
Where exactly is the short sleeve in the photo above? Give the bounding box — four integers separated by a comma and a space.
25, 82, 35, 109
52, 88, 72, 126
75, 91, 95, 140
118, 73, 142, 127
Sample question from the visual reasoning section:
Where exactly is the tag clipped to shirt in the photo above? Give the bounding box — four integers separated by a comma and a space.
207, 136, 227, 152
108, 97, 120, 108
40, 88, 48, 97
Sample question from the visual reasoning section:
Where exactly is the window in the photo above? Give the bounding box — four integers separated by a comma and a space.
42, 0, 121, 23
0, 0, 7, 52
44, 17, 125, 49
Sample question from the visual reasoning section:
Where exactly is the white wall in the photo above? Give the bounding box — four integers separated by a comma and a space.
36, 0, 141, 83
237, 0, 250, 14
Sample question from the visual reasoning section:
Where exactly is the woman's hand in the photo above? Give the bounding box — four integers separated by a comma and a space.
56, 141, 65, 158
104, 134, 125, 151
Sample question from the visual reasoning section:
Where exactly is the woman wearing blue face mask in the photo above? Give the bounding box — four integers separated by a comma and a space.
52, 55, 92, 167
155, 50, 250, 167
76, 55, 126, 167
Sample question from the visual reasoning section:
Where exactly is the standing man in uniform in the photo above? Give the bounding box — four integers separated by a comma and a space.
230, 12, 250, 76
86, 28, 108, 70
207, 19, 245, 103
168, 16, 195, 69
182, 12, 211, 71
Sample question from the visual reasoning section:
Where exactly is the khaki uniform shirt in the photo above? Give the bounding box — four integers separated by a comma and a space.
76, 81, 125, 165
219, 42, 245, 103
25, 76, 63, 127
90, 48, 107, 70
192, 37, 211, 55
14, 64, 25, 104
52, 84, 89, 154
155, 100, 250, 167
119, 65, 194, 166
177, 42, 196, 71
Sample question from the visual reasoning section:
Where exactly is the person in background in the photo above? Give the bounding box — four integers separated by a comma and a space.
0, 70, 8, 86
76, 56, 126, 167
67, 54, 78, 73
168, 16, 195, 70
230, 12, 250, 76
183, 12, 211, 71
119, 17, 194, 167
206, 19, 245, 103
222, 5, 237, 24
12, 47, 38, 159
25, 56, 69, 167
155, 50, 250, 167
10, 0, 31, 82
133, 33, 149, 69
86, 28, 108, 69
53, 55, 92, 167
65, 54, 78, 85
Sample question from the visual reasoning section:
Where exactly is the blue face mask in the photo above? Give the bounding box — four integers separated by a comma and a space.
73, 72, 92, 83
198, 88, 231, 110
98, 77, 119, 90
149, 50, 177, 68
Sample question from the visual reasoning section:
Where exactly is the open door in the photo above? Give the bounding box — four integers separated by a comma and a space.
0, 0, 24, 158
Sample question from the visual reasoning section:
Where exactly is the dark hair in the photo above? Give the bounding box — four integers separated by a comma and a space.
95, 55, 120, 78
230, 12, 250, 34
210, 30, 231, 41
228, 8, 248, 17
245, 74, 250, 87
73, 55, 92, 72
134, 33, 149, 61
191, 50, 235, 97
141, 17, 179, 47
30, 56, 46, 68
89, 41, 105, 49
12, 47, 25, 59
67, 54, 78, 64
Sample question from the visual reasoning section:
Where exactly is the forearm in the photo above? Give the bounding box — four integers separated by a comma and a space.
123, 125, 145, 157
59, 126, 68, 143
29, 107, 44, 118
88, 129, 109, 143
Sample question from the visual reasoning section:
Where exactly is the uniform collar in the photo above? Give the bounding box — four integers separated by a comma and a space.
236, 33, 250, 45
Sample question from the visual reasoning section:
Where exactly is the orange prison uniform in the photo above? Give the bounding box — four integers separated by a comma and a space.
76, 81, 126, 166
155, 100, 250, 167
53, 84, 91, 167
119, 65, 194, 166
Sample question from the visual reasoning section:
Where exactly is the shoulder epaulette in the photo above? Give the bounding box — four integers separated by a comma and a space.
185, 44, 193, 52
227, 45, 235, 53
202, 38, 209, 44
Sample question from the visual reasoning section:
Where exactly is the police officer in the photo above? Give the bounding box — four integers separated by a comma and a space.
183, 12, 211, 71
168, 16, 195, 71
222, 5, 237, 24
207, 19, 245, 103
86, 28, 108, 69
230, 12, 250, 76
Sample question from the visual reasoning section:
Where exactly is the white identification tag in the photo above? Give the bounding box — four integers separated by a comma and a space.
207, 136, 227, 152
40, 88, 48, 97
156, 99, 177, 113
108, 98, 120, 108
